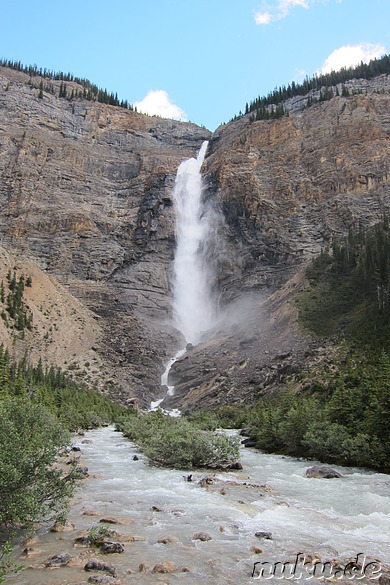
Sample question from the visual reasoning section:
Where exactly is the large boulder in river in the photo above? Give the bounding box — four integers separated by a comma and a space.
100, 542, 125, 554
306, 465, 342, 479
84, 559, 116, 576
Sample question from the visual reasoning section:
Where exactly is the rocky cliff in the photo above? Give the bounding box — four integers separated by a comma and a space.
0, 66, 210, 403
166, 75, 390, 411
0, 65, 389, 409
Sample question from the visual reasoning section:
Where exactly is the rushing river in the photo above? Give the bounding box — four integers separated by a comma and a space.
10, 426, 390, 584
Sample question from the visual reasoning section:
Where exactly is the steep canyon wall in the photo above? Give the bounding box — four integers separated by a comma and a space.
0, 66, 389, 408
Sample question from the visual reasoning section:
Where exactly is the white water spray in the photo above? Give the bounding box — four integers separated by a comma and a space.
172, 140, 214, 344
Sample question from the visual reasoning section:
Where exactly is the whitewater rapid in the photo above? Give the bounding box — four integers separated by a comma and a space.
10, 427, 390, 585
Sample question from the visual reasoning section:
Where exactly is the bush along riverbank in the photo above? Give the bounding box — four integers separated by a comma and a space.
115, 410, 241, 470
0, 344, 125, 581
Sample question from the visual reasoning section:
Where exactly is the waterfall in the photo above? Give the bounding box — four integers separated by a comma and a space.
151, 141, 213, 411
172, 140, 214, 344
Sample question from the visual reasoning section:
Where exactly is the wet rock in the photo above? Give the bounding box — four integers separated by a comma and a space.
84, 559, 116, 576
99, 516, 134, 525
50, 521, 75, 532
252, 547, 263, 554
157, 536, 178, 544
132, 455, 139, 461
76, 465, 89, 477
379, 573, 390, 585
241, 438, 256, 447
227, 461, 243, 470
255, 531, 273, 540
306, 466, 342, 479
23, 547, 43, 557
45, 553, 72, 567
171, 509, 185, 517
151, 505, 163, 512
138, 563, 148, 573
74, 534, 91, 546
72, 445, 81, 452
152, 561, 175, 573
120, 534, 146, 542
100, 542, 125, 554
192, 532, 212, 542
88, 576, 121, 585
83, 509, 99, 516
199, 476, 215, 487
82, 439, 93, 444
240, 428, 251, 436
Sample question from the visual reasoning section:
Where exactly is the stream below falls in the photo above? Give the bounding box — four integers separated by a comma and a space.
9, 426, 390, 584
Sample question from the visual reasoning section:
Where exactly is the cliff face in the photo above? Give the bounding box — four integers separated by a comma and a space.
204, 78, 390, 296
166, 76, 390, 411
1, 65, 390, 409
0, 66, 210, 403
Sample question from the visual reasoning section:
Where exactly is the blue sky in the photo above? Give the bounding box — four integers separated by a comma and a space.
1, 0, 389, 130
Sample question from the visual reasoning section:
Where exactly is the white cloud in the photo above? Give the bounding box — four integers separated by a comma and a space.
254, 0, 309, 25
134, 90, 188, 121
319, 42, 386, 74
254, 10, 272, 24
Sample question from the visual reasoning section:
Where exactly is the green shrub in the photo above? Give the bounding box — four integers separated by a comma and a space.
0, 397, 76, 527
116, 411, 240, 469
87, 524, 116, 547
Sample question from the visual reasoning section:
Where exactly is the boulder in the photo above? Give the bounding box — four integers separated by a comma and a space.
75, 466, 89, 478
192, 532, 212, 542
88, 576, 121, 585
100, 542, 125, 554
74, 535, 90, 546
50, 521, 75, 532
255, 531, 272, 540
45, 553, 72, 567
306, 466, 342, 479
152, 561, 175, 573
241, 438, 256, 447
23, 547, 42, 558
227, 461, 243, 470
157, 536, 178, 544
84, 559, 116, 576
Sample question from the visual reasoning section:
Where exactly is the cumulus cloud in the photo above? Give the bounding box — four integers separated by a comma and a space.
134, 90, 188, 121
254, 0, 309, 25
319, 42, 386, 74
254, 10, 272, 24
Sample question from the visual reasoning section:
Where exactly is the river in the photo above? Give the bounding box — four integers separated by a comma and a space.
9, 426, 390, 584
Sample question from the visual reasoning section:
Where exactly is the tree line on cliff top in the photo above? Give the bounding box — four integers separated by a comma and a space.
234, 52, 390, 122
0, 57, 133, 110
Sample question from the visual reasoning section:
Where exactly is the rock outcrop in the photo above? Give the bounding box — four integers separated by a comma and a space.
1, 65, 389, 408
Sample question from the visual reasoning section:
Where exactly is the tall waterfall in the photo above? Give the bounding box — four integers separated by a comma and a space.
172, 140, 214, 344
